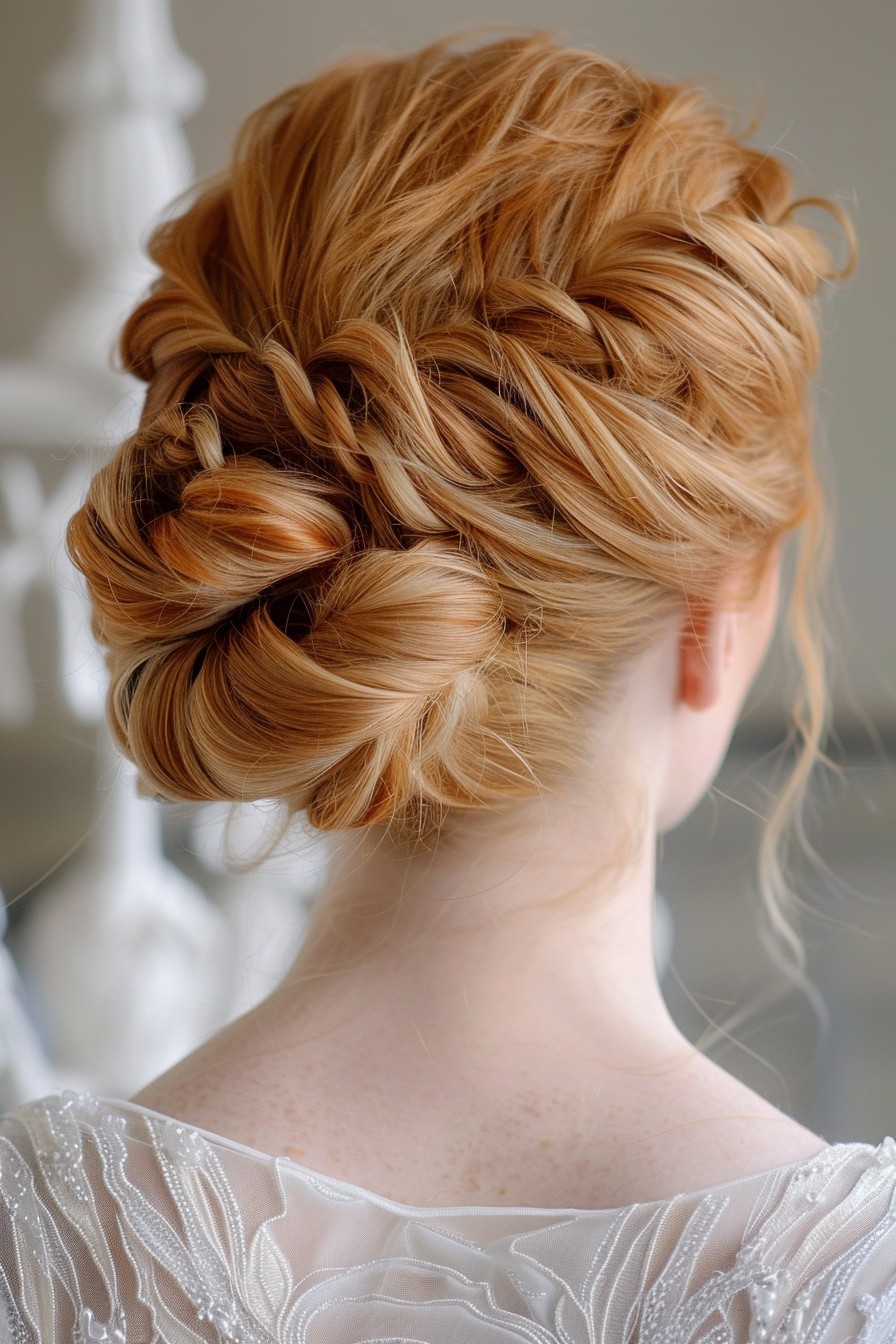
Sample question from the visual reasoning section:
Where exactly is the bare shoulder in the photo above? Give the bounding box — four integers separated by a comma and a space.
129, 1028, 829, 1211
129, 1011, 276, 1139
624, 1051, 830, 1198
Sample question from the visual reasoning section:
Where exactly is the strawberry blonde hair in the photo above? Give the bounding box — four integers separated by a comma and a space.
67, 32, 854, 987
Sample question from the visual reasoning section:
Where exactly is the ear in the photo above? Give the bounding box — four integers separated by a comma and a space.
677, 598, 736, 711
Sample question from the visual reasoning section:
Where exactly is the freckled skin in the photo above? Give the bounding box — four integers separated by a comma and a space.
136, 1006, 825, 1209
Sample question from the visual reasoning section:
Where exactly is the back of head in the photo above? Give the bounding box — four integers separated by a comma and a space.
67, 31, 852, 846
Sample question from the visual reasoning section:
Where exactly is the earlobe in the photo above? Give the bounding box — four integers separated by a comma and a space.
678, 603, 732, 711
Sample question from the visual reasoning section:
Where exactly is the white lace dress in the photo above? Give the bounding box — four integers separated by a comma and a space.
1, 1092, 896, 1342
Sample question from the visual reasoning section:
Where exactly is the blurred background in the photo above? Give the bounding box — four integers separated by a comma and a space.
0, 0, 893, 1141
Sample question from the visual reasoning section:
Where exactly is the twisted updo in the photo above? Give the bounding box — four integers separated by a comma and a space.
67, 32, 853, 871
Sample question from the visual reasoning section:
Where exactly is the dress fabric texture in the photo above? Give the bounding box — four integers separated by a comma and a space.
1, 1093, 896, 1342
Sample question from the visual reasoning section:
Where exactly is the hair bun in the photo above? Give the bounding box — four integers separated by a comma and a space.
307, 543, 504, 693
154, 459, 352, 605
102, 540, 507, 832
68, 403, 353, 648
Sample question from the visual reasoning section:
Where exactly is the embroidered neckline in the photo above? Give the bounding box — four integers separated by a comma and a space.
4, 1091, 896, 1343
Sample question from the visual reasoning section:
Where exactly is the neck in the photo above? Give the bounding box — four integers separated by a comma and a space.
270, 778, 689, 1092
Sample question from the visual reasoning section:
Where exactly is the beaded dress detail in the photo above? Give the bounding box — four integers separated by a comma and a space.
1, 1092, 895, 1342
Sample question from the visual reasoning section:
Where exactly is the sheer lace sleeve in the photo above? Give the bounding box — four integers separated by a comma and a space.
1, 1092, 896, 1343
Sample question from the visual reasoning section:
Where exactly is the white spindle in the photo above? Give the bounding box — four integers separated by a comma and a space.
37, 0, 205, 385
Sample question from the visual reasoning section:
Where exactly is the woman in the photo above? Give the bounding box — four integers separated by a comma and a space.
2, 31, 890, 1344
